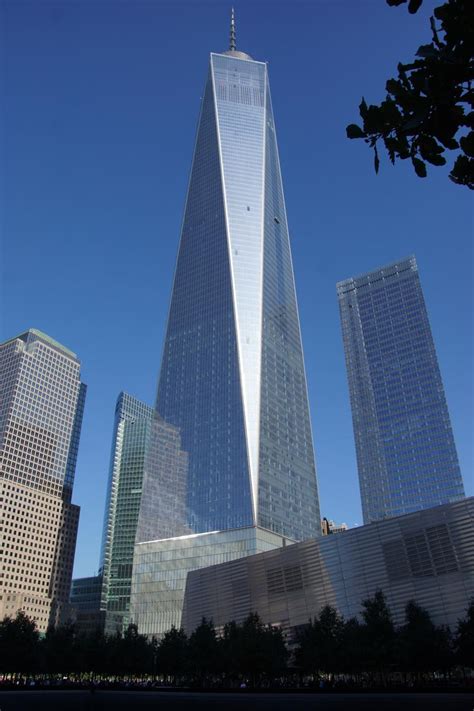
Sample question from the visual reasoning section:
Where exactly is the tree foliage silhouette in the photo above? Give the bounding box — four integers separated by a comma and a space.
346, 0, 474, 188
295, 606, 345, 674
188, 618, 219, 681
397, 601, 453, 674
0, 611, 40, 674
0, 597, 473, 681
357, 590, 396, 677
455, 598, 474, 669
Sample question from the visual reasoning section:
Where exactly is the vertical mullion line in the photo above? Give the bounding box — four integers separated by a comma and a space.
256, 65, 267, 529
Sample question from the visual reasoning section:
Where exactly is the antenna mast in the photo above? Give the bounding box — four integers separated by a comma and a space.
229, 7, 236, 51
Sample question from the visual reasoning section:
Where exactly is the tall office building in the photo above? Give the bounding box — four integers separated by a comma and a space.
0, 329, 86, 631
131, 18, 320, 636
70, 574, 105, 634
99, 392, 154, 631
337, 256, 465, 524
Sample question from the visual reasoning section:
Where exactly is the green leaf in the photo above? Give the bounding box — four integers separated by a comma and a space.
460, 131, 474, 158
462, 112, 474, 130
364, 105, 386, 134
412, 157, 427, 177
449, 155, 474, 189
425, 153, 446, 166
403, 108, 429, 132
408, 0, 423, 13
395, 133, 411, 159
384, 137, 397, 164
418, 135, 444, 161
346, 124, 366, 139
381, 98, 402, 125
416, 43, 437, 58
436, 136, 459, 150
359, 98, 368, 119
386, 78, 403, 97
374, 145, 380, 174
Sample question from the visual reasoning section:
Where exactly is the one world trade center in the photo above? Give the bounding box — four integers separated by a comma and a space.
131, 14, 321, 636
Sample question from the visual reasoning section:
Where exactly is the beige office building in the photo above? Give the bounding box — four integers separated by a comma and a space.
0, 329, 86, 631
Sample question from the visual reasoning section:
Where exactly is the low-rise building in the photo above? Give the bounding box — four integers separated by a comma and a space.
183, 498, 474, 639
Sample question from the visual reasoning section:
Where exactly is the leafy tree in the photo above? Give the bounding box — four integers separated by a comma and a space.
79, 626, 108, 677
260, 623, 288, 679
455, 598, 474, 669
431, 624, 454, 674
221, 613, 287, 684
42, 622, 78, 675
220, 620, 240, 680
338, 616, 365, 675
397, 600, 453, 674
121, 624, 154, 676
239, 613, 272, 681
346, 0, 474, 188
295, 606, 344, 675
103, 630, 124, 677
360, 590, 396, 675
188, 618, 219, 681
0, 611, 40, 674
157, 626, 189, 681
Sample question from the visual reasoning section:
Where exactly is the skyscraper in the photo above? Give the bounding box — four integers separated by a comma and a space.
99, 392, 154, 631
131, 18, 320, 636
0, 329, 86, 631
337, 256, 465, 524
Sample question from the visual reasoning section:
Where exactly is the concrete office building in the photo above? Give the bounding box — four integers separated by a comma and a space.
337, 257, 465, 524
0, 329, 86, 631
131, 14, 320, 637
183, 498, 474, 638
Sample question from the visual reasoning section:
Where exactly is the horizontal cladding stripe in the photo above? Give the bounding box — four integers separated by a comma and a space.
183, 500, 474, 634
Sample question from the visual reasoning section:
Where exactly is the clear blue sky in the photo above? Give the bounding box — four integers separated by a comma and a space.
2, 0, 472, 578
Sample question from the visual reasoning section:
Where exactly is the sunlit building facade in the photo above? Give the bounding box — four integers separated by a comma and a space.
0, 329, 85, 631
131, 31, 320, 636
337, 257, 465, 524
321, 518, 348, 535
183, 498, 474, 638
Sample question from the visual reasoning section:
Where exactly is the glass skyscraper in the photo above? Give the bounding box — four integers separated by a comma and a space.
99, 392, 154, 630
132, 27, 320, 636
0, 329, 85, 631
337, 256, 465, 524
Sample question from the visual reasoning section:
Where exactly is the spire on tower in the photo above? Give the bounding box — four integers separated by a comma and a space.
229, 7, 236, 51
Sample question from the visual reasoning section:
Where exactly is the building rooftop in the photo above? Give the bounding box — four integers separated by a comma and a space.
0, 328, 79, 361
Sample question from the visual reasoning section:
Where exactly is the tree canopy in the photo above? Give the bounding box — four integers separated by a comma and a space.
1, 596, 473, 684
346, 0, 474, 188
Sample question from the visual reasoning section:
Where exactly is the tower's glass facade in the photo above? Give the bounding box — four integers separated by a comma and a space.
137, 50, 320, 544
132, 47, 320, 636
100, 392, 154, 629
337, 257, 465, 524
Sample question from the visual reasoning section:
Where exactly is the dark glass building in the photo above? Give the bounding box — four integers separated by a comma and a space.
337, 256, 465, 523
132, 22, 321, 636
100, 392, 154, 630
70, 574, 124, 636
